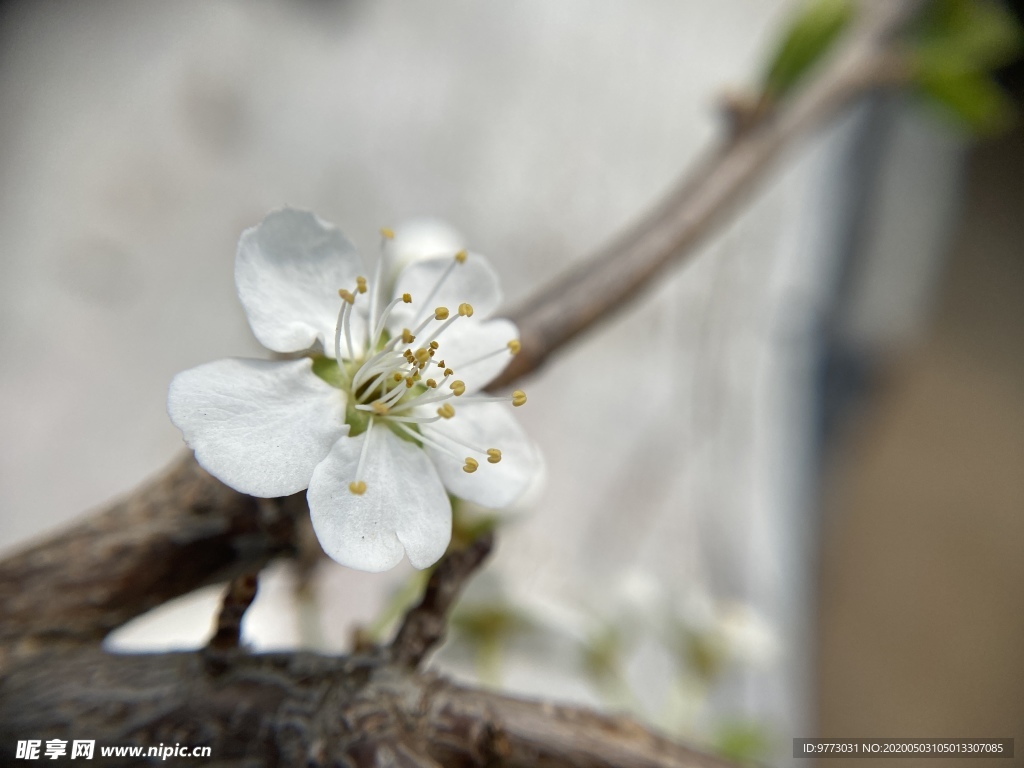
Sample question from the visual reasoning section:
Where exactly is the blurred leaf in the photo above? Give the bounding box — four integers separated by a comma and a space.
917, 61, 1016, 131
910, 0, 1023, 133
714, 721, 774, 765
451, 603, 531, 644
915, 0, 1023, 70
762, 0, 856, 99
581, 624, 624, 683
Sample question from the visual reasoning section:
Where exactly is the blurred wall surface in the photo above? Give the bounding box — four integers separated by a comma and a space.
817, 127, 1024, 768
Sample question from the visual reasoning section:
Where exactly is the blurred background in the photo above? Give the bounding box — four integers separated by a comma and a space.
0, 1, 1020, 766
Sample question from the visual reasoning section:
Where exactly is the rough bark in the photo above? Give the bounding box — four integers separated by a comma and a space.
0, 649, 732, 768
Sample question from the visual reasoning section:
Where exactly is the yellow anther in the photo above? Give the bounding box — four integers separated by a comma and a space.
426, 378, 437, 388
405, 377, 415, 389
380, 227, 395, 240
462, 457, 478, 473
402, 292, 412, 303
444, 367, 454, 377
512, 390, 527, 407
434, 307, 450, 321
355, 276, 368, 294
437, 359, 446, 368
507, 339, 521, 355
450, 380, 466, 396
412, 370, 421, 381
371, 402, 389, 416
402, 328, 415, 344
454, 250, 468, 264
393, 373, 403, 382
429, 341, 439, 350
414, 348, 431, 364
338, 289, 355, 304
458, 302, 474, 317
349, 480, 367, 495
428, 349, 435, 357
487, 448, 502, 464
437, 403, 456, 419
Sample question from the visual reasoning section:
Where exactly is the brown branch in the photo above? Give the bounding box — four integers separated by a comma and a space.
491, 0, 921, 388
206, 571, 260, 655
0, 646, 732, 768
0, 454, 303, 662
390, 533, 495, 668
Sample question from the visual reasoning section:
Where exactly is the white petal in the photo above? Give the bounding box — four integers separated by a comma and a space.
423, 402, 540, 509
383, 218, 466, 284
167, 357, 348, 497
308, 426, 451, 571
432, 317, 519, 393
388, 252, 502, 330
236, 208, 366, 356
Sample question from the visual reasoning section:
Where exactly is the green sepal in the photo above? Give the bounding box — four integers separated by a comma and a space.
311, 355, 347, 389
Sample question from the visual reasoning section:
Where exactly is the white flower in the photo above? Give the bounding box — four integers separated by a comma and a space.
168, 208, 539, 572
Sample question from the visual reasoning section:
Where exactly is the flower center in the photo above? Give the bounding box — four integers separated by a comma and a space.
322, 248, 528, 496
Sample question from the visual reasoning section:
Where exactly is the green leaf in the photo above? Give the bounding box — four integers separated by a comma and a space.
915, 0, 1023, 71
917, 58, 1016, 133
909, 0, 1023, 134
762, 0, 855, 99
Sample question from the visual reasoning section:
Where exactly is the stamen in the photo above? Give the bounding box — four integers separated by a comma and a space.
449, 380, 466, 396
342, 300, 356, 360
380, 227, 395, 240
460, 339, 521, 369
437, 403, 455, 419
434, 306, 450, 321
487, 449, 502, 464
458, 302, 474, 317
512, 390, 527, 407
463, 457, 479, 473
426, 378, 437, 388
402, 293, 412, 303
368, 250, 384, 347
371, 402, 389, 416
402, 328, 415, 344
349, 419, 375, 495
414, 252, 466, 322
393, 421, 458, 458
355, 276, 367, 294
369, 297, 406, 349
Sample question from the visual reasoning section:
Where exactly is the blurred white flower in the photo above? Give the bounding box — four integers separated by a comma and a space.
168, 208, 540, 572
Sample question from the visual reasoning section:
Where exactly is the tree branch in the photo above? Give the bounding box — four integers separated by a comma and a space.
0, 454, 304, 661
390, 533, 495, 669
490, 0, 921, 388
0, 646, 732, 768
